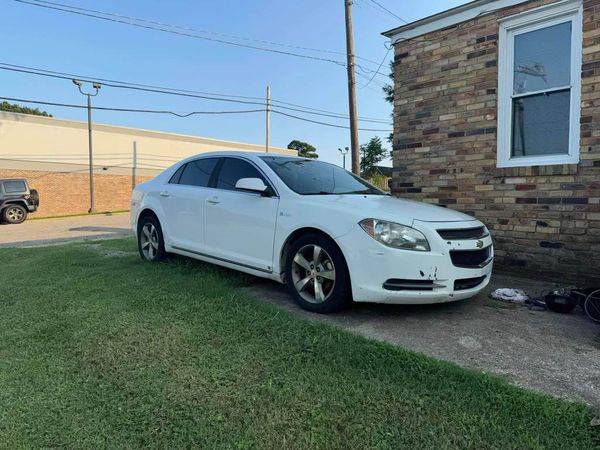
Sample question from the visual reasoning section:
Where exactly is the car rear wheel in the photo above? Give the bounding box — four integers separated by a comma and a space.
137, 214, 166, 261
285, 234, 351, 313
2, 204, 28, 224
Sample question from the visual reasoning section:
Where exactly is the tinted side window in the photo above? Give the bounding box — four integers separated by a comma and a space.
216, 158, 264, 191
3, 180, 27, 193
169, 165, 186, 184
178, 158, 218, 187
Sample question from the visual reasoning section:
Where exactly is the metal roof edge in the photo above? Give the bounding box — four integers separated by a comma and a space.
382, 0, 530, 41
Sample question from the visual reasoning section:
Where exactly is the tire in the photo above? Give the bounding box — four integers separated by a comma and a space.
137, 213, 166, 262
584, 289, 600, 323
29, 189, 40, 207
285, 233, 351, 313
2, 204, 28, 224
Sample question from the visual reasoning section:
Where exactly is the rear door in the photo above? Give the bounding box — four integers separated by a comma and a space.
204, 157, 279, 273
157, 158, 219, 251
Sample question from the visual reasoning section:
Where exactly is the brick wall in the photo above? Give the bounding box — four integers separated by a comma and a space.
391, 0, 600, 282
0, 168, 152, 218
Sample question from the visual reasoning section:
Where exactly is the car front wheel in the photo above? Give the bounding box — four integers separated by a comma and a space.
285, 234, 351, 313
2, 204, 28, 224
137, 214, 166, 261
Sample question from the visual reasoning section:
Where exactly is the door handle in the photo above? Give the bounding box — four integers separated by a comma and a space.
160, 191, 171, 197
206, 197, 220, 205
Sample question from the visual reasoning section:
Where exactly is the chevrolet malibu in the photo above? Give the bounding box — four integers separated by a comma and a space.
131, 152, 493, 313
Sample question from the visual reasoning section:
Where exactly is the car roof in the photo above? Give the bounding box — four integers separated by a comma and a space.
179, 151, 303, 163
0, 178, 27, 182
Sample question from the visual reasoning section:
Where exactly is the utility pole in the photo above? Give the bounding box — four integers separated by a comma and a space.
344, 0, 360, 175
73, 79, 101, 213
338, 147, 349, 170
265, 85, 271, 153
132, 141, 137, 191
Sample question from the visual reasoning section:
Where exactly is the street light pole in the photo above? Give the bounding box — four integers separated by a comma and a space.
338, 147, 349, 170
73, 79, 101, 213
265, 85, 271, 153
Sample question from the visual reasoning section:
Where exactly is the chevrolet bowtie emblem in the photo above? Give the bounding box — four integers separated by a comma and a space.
476, 240, 484, 248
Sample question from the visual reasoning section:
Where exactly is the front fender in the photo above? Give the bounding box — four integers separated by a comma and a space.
0, 200, 28, 211
272, 200, 358, 274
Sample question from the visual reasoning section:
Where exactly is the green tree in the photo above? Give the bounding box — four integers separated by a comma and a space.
287, 140, 318, 159
383, 61, 394, 158
0, 101, 52, 117
360, 136, 387, 177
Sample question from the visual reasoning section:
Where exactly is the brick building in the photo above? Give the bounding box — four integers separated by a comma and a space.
0, 112, 294, 218
383, 0, 600, 281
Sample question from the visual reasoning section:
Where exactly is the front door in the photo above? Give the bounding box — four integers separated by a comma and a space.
204, 157, 279, 273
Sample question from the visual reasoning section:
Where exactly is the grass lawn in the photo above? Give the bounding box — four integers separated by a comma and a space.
0, 238, 598, 448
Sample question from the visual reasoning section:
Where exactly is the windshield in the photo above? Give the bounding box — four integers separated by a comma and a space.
260, 157, 385, 195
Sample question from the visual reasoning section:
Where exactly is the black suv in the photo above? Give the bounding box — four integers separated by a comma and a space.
0, 179, 39, 224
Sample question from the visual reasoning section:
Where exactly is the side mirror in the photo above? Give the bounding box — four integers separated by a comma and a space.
235, 177, 269, 195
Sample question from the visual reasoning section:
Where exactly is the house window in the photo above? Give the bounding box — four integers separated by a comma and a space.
497, 1, 582, 168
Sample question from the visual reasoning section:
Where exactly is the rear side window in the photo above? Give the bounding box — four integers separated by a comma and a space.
3, 180, 27, 193
168, 165, 186, 184
177, 158, 219, 187
216, 158, 265, 191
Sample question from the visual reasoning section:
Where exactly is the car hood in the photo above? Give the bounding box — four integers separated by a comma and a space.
304, 194, 476, 224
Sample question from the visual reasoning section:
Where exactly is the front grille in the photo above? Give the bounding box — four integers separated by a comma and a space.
449, 246, 492, 268
382, 279, 443, 291
437, 226, 487, 240
454, 276, 486, 291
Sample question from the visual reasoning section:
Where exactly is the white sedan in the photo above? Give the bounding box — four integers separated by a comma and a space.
131, 152, 493, 313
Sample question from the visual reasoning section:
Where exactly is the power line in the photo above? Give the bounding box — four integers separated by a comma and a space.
25, 0, 382, 66
12, 0, 389, 78
0, 96, 265, 116
14, 0, 348, 67
0, 62, 392, 123
0, 95, 392, 132
359, 45, 392, 89
271, 110, 391, 132
364, 0, 408, 24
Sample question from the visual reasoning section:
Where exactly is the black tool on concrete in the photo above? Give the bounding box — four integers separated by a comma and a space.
544, 293, 578, 314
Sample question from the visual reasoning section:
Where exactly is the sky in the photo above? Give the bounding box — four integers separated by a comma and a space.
2, 0, 470, 166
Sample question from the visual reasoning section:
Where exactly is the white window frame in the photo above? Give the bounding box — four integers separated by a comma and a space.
497, 0, 583, 168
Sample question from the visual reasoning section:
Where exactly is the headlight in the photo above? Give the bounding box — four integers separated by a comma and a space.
359, 219, 430, 251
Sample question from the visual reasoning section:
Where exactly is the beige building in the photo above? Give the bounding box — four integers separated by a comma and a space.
0, 111, 295, 217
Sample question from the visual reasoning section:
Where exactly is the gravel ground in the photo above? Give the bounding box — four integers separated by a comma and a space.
0, 213, 131, 248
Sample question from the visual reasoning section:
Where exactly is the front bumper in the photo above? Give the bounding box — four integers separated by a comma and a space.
335, 220, 493, 305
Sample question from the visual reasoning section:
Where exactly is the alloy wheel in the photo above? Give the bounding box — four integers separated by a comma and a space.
140, 222, 160, 260
291, 244, 336, 304
6, 207, 25, 223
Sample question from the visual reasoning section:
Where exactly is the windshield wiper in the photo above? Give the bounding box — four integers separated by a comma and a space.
303, 191, 337, 195
337, 190, 383, 195
303, 190, 384, 196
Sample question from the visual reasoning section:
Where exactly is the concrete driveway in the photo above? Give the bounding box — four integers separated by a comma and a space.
0, 212, 131, 248
243, 273, 600, 407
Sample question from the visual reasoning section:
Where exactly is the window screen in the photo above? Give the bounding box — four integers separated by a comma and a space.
511, 21, 571, 157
